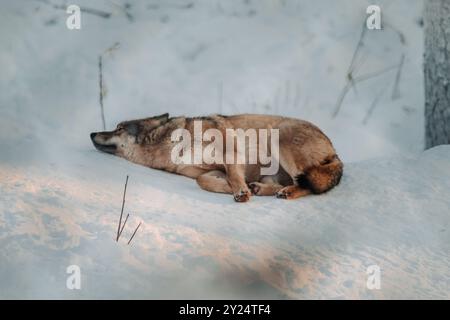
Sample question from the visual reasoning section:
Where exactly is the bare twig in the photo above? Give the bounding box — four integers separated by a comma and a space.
293, 81, 301, 110
363, 83, 389, 125
384, 21, 406, 45
118, 213, 129, 239
347, 23, 367, 76
349, 50, 368, 96
107, 1, 134, 22
218, 81, 223, 113
98, 43, 120, 130
273, 86, 282, 114
332, 22, 367, 118
98, 55, 106, 131
116, 175, 129, 241
332, 63, 401, 118
391, 54, 405, 100
103, 42, 120, 56
147, 2, 194, 10
332, 17, 405, 117
35, 0, 112, 19
353, 63, 401, 83
332, 82, 352, 118
127, 222, 141, 245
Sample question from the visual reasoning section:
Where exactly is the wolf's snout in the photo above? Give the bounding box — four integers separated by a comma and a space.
90, 131, 117, 154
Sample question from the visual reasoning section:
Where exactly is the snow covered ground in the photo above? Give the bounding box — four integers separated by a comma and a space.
1, 143, 450, 299
1, 0, 449, 299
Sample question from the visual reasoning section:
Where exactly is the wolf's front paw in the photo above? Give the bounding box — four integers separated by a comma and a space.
248, 182, 262, 195
276, 186, 295, 199
234, 189, 251, 202
276, 185, 310, 200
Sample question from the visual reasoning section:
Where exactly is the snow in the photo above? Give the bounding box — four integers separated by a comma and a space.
1, 142, 449, 299
1, 0, 449, 299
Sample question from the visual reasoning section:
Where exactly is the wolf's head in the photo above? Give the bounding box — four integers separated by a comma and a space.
90, 113, 170, 159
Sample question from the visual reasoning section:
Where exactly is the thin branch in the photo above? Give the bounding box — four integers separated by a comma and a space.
127, 222, 141, 245
118, 213, 129, 239
103, 42, 121, 56
384, 21, 406, 45
35, 0, 112, 19
293, 81, 301, 110
218, 81, 223, 113
347, 23, 367, 75
116, 175, 129, 242
352, 49, 368, 75
332, 82, 352, 118
107, 1, 134, 22
97, 43, 119, 131
332, 21, 367, 118
353, 63, 401, 83
363, 83, 389, 125
98, 55, 106, 131
349, 50, 368, 96
391, 54, 405, 100
147, 2, 194, 10
332, 63, 401, 118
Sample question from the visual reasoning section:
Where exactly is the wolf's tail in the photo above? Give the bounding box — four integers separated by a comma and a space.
297, 155, 343, 194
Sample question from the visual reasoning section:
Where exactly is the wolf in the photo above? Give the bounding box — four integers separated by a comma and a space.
90, 113, 343, 202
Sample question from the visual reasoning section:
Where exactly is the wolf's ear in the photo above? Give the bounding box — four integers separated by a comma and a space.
153, 113, 169, 123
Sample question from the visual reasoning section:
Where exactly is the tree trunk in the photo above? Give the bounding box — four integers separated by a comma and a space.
424, 0, 450, 149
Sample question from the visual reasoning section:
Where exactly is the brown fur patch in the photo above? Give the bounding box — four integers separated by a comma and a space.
301, 155, 343, 194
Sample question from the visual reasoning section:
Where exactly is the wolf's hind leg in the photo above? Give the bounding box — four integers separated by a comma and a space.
249, 176, 284, 196
196, 170, 232, 194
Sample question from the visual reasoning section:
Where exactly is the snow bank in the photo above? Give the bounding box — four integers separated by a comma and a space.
0, 145, 449, 299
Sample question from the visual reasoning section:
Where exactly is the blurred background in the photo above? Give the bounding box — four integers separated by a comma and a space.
0, 0, 424, 163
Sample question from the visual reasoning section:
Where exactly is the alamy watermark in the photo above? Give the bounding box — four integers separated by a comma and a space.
64, 4, 380, 31
366, 264, 381, 290
66, 264, 81, 290
170, 120, 280, 175
366, 5, 381, 30
66, 5, 81, 30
